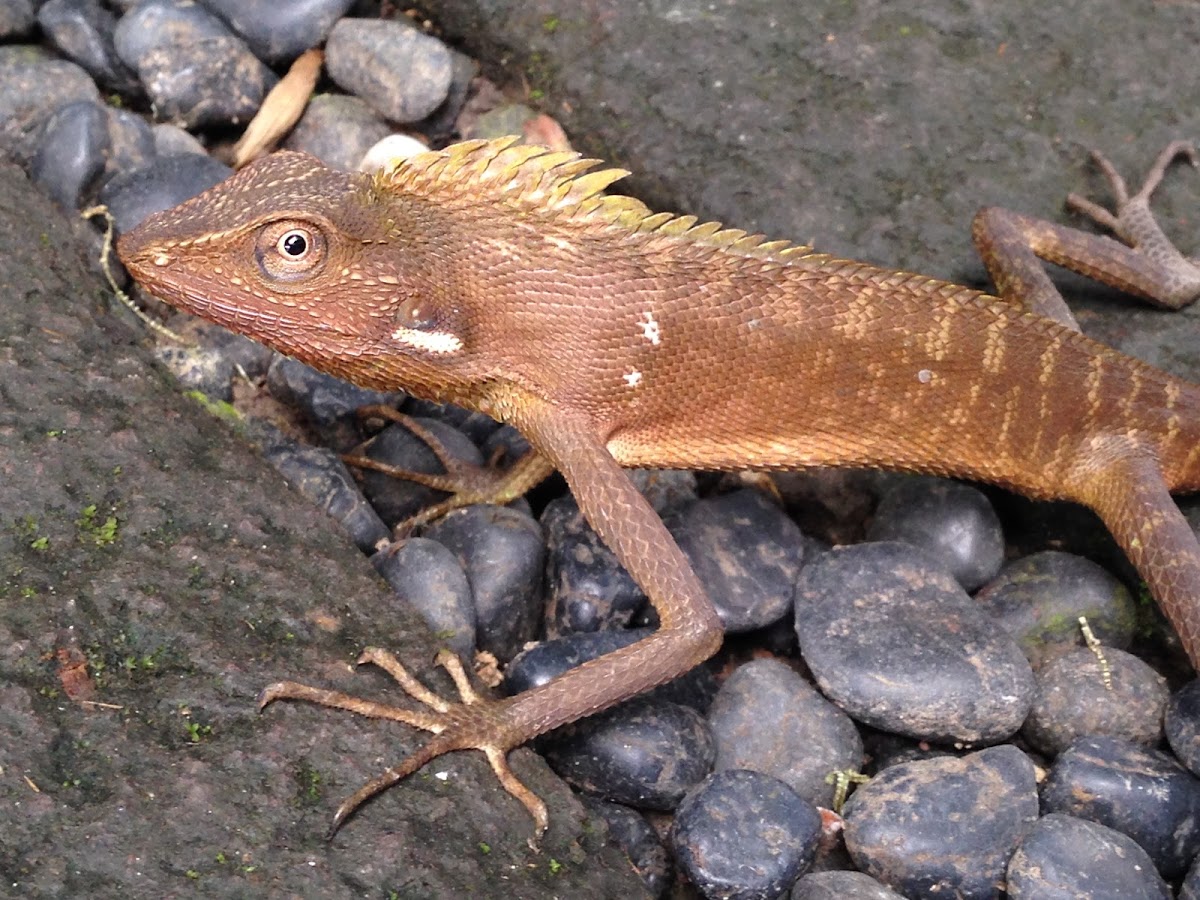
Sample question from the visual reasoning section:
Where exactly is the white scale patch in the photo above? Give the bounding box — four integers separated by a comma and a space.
623, 369, 643, 388
639, 311, 661, 345
392, 325, 463, 355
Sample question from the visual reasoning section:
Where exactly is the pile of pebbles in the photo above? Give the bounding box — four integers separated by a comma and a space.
4, 3, 1200, 897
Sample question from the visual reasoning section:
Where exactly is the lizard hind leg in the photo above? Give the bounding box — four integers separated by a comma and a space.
972, 141, 1200, 328
1075, 443, 1200, 668
259, 647, 549, 842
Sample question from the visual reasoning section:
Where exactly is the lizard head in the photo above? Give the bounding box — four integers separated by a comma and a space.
116, 151, 478, 397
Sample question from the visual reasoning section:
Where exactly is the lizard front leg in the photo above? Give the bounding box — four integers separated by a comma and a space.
972, 141, 1200, 329
260, 397, 723, 839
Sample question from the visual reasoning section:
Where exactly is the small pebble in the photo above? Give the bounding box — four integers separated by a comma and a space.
324, 17, 454, 123
581, 797, 672, 898
356, 417, 483, 527
844, 744, 1039, 899
151, 123, 206, 157
1021, 647, 1167, 755
464, 102, 541, 141
0, 46, 100, 166
177, 319, 274, 381
113, 0, 276, 128
1166, 678, 1200, 776
423, 505, 543, 662
1041, 734, 1200, 879
791, 870, 905, 899
371, 537, 475, 656
671, 769, 820, 900
975, 550, 1136, 667
1183, 853, 1200, 900
0, 0, 34, 39
358, 133, 431, 173
99, 153, 232, 234
421, 48, 479, 140
795, 541, 1034, 743
707, 657, 862, 807
259, 438, 389, 554
667, 488, 808, 633
542, 496, 646, 636
266, 355, 403, 449
628, 468, 700, 516
30, 99, 108, 209
505, 628, 717, 713
102, 106, 156, 182
1007, 813, 1170, 899
283, 93, 393, 172
153, 343, 236, 402
200, 0, 354, 63
37, 0, 139, 94
545, 698, 715, 810
866, 475, 1004, 591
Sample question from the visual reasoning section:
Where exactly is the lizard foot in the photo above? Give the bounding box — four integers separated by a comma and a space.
1065, 142, 1200, 304
343, 406, 546, 534
259, 647, 548, 844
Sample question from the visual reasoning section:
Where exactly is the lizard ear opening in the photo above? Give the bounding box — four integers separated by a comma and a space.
389, 294, 464, 355
254, 219, 328, 283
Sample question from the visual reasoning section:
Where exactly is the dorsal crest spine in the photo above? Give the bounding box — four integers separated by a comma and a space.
376, 136, 822, 265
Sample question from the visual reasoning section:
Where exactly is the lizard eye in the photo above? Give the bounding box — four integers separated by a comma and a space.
277, 229, 311, 259
255, 220, 327, 283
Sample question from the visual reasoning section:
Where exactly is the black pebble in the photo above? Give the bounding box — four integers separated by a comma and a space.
1007, 813, 1170, 899
423, 505, 543, 662
707, 656, 862, 807
259, 438, 389, 554
265, 355, 403, 449
791, 870, 905, 899
975, 550, 1136, 668
1166, 678, 1200, 777
113, 0, 276, 129
371, 537, 475, 656
542, 496, 646, 636
671, 769, 820, 900
1021, 647, 1167, 755
1041, 734, 1200, 879
844, 744, 1038, 898
544, 698, 715, 810
668, 488, 808, 633
100, 153, 232, 235
795, 541, 1033, 742
865, 475, 1004, 591
581, 796, 672, 898
38, 0, 139, 94
356, 417, 482, 526
200, 0, 354, 64
31, 99, 108, 209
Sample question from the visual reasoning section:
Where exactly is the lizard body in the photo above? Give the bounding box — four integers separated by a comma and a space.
117, 137, 1200, 837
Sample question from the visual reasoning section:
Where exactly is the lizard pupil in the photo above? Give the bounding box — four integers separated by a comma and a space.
279, 230, 309, 258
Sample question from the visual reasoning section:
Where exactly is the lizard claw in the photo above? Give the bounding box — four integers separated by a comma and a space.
1066, 140, 1198, 247
259, 647, 549, 843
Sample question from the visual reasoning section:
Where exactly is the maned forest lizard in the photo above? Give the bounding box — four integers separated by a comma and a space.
117, 137, 1200, 839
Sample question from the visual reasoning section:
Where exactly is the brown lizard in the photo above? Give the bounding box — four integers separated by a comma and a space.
116, 137, 1200, 839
